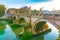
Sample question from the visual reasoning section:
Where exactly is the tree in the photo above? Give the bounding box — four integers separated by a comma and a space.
31, 9, 40, 14
56, 31, 60, 40
0, 5, 5, 17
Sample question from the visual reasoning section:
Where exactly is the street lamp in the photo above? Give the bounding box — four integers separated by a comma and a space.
53, 8, 55, 23
40, 7, 44, 19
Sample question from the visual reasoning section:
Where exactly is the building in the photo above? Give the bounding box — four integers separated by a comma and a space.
7, 8, 16, 15
7, 6, 31, 14
20, 6, 31, 14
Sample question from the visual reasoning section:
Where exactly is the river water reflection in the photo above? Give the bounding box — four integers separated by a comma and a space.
44, 22, 58, 40
0, 25, 17, 40
0, 22, 59, 40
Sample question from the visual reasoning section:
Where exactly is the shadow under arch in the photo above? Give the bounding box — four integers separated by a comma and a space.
19, 17, 27, 23
19, 17, 27, 24
33, 19, 60, 31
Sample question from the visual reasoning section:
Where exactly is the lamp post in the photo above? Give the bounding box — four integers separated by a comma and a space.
26, 8, 32, 32
40, 7, 44, 19
53, 8, 55, 23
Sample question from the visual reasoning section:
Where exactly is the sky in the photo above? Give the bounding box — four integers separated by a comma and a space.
0, 0, 60, 11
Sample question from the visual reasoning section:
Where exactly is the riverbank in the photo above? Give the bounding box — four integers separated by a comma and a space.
48, 20, 60, 31
53, 21, 60, 31
19, 29, 51, 36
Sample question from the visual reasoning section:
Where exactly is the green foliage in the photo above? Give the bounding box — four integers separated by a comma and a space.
7, 20, 13, 24
13, 16, 16, 20
56, 38, 60, 40
56, 32, 60, 40
31, 9, 40, 14
0, 19, 13, 30
35, 21, 46, 32
0, 30, 5, 35
19, 18, 26, 25
0, 21, 6, 30
19, 18, 26, 23
0, 11, 4, 17
0, 21, 6, 25
10, 24, 23, 35
32, 34, 44, 40
0, 5, 5, 17
21, 31, 32, 40
0, 19, 13, 24
10, 24, 22, 29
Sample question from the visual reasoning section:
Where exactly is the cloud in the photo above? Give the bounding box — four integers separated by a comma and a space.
1, 0, 60, 11
0, 0, 51, 4
30, 0, 60, 11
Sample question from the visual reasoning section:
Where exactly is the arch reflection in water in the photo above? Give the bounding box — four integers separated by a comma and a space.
0, 22, 59, 40
31, 22, 59, 40
44, 22, 59, 40
0, 25, 17, 40
19, 22, 58, 40
32, 28, 51, 40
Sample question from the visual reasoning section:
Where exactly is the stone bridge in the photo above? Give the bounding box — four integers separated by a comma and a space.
9, 13, 60, 34
19, 14, 60, 25
18, 14, 60, 32
19, 16, 60, 34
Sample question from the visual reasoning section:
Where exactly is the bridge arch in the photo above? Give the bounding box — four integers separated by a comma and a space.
20, 16, 29, 23
32, 19, 60, 32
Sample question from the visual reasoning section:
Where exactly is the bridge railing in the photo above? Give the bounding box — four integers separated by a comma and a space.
8, 13, 60, 20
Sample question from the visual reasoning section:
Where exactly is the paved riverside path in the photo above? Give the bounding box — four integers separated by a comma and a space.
48, 19, 60, 31
55, 21, 60, 26
54, 20, 60, 31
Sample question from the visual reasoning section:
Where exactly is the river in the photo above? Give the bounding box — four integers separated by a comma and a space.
0, 22, 59, 40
